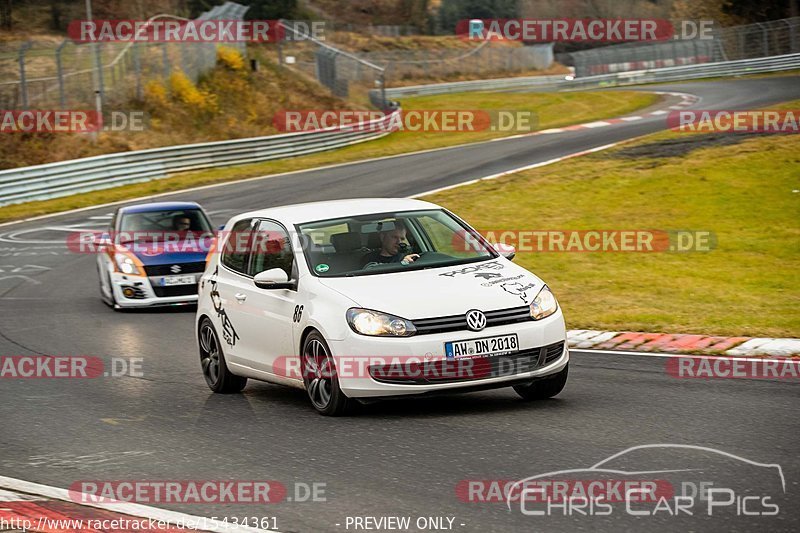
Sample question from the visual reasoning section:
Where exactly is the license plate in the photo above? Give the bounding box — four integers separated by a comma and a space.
445, 334, 519, 359
160, 274, 196, 286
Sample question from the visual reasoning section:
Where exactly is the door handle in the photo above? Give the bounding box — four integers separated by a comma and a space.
234, 293, 247, 303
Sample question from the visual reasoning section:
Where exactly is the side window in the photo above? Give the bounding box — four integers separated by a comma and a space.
221, 219, 253, 274
250, 220, 294, 278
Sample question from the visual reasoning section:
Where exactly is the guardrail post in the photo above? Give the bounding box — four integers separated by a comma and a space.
18, 41, 32, 110
55, 40, 67, 108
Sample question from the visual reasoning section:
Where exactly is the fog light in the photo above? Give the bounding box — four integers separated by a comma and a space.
122, 287, 136, 298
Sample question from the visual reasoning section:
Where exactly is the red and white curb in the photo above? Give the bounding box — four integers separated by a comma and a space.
0, 477, 274, 533
568, 330, 800, 357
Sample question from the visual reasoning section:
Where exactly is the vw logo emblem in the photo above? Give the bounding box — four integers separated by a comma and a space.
170, 265, 182, 274
466, 309, 486, 331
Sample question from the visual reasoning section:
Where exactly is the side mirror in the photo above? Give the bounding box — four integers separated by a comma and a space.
94, 232, 112, 249
495, 242, 516, 261
254, 268, 296, 290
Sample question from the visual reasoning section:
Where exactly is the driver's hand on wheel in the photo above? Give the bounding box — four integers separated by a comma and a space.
401, 254, 420, 265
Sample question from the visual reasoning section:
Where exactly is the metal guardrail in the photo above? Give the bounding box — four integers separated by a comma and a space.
0, 110, 400, 206
380, 74, 568, 98
379, 53, 800, 99
2, 53, 798, 208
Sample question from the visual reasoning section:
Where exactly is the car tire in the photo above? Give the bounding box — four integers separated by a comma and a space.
301, 330, 351, 416
513, 363, 568, 400
199, 317, 247, 393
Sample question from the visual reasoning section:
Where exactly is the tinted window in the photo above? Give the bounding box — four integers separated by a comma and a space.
250, 220, 294, 278
118, 209, 212, 234
221, 219, 253, 274
297, 209, 495, 277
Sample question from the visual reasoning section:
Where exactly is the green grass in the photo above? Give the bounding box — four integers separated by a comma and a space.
0, 90, 658, 224
423, 105, 800, 338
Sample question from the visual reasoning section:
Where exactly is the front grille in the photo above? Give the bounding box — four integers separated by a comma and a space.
369, 341, 565, 385
144, 261, 206, 277
152, 284, 198, 297
412, 305, 531, 335
544, 341, 564, 364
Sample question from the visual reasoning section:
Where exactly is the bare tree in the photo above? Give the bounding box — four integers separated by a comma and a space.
1, 0, 11, 31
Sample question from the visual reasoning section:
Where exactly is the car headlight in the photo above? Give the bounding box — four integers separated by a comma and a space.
113, 250, 145, 276
530, 286, 558, 320
346, 308, 417, 337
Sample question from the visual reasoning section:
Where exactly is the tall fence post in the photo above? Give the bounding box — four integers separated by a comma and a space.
18, 41, 32, 110
94, 42, 105, 106
758, 23, 768, 57
133, 42, 142, 100
379, 70, 386, 109
179, 42, 189, 78
162, 43, 171, 78
55, 40, 67, 108
786, 20, 797, 53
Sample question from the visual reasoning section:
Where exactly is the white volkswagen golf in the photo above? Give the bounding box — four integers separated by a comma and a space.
196, 198, 568, 415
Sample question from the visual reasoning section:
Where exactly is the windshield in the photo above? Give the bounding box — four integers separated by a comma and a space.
296, 209, 496, 277
117, 209, 213, 243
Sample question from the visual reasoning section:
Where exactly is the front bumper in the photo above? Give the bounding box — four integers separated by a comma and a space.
328, 309, 567, 398
109, 271, 198, 308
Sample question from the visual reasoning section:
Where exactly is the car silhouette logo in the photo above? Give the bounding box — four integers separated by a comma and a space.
170, 265, 182, 274
466, 309, 486, 331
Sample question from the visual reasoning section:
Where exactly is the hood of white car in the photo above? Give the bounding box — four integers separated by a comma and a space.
318, 258, 544, 320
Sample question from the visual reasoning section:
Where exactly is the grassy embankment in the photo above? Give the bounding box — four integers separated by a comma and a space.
424, 101, 800, 337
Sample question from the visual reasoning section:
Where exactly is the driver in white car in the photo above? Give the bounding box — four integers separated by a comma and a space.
361, 220, 420, 266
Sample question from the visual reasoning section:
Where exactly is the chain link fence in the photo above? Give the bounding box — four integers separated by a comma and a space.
561, 17, 800, 77
277, 25, 555, 108
276, 20, 388, 108
0, 2, 249, 110
353, 42, 555, 83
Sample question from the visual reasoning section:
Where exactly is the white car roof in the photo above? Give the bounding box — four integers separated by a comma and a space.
232, 198, 443, 226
